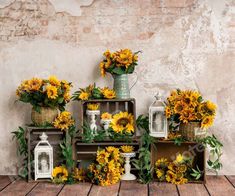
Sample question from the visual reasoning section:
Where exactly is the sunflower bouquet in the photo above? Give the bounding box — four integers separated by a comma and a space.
87, 146, 124, 186
72, 84, 116, 100
16, 76, 72, 112
165, 89, 217, 129
109, 111, 135, 141
99, 49, 140, 77
155, 154, 193, 185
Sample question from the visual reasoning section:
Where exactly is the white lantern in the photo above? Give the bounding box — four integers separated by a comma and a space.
149, 93, 168, 138
34, 132, 53, 180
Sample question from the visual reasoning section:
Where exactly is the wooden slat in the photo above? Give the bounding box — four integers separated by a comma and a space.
89, 182, 120, 196
0, 176, 13, 191
119, 181, 147, 196
0, 180, 37, 196
149, 182, 178, 196
177, 184, 209, 196
27, 182, 63, 196
226, 175, 235, 187
205, 176, 235, 196
59, 183, 91, 196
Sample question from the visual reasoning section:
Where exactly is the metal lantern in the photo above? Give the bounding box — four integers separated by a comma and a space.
149, 93, 168, 138
34, 132, 53, 180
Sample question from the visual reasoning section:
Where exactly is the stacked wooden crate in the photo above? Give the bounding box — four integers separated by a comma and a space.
26, 126, 65, 182
74, 98, 140, 165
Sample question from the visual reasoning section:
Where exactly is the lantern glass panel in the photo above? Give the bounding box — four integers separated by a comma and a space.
38, 152, 50, 173
152, 110, 164, 133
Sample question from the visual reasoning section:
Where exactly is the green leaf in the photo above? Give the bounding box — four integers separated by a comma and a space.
112, 67, 125, 75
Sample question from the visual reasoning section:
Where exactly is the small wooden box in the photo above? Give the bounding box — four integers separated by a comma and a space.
151, 140, 206, 183
26, 126, 65, 182
77, 98, 136, 134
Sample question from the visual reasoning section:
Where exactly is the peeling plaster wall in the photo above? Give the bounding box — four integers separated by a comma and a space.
0, 0, 235, 175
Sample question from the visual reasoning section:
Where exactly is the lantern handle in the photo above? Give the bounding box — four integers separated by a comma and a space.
154, 92, 162, 100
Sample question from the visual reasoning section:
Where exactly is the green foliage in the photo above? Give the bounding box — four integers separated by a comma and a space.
12, 127, 28, 178
132, 114, 154, 184
80, 122, 106, 143
190, 165, 202, 180
198, 134, 223, 174
173, 137, 185, 146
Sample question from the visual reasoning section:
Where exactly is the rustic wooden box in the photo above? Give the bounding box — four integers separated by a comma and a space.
151, 140, 206, 183
26, 126, 65, 182
77, 98, 136, 135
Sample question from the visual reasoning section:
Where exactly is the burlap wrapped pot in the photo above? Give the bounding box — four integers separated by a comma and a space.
31, 107, 58, 126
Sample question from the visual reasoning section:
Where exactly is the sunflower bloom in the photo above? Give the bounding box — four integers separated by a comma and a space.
46, 85, 58, 99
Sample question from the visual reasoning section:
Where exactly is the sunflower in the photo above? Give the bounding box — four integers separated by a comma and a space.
177, 164, 187, 173
114, 49, 133, 68
99, 62, 106, 77
156, 169, 165, 179
63, 92, 71, 102
87, 103, 99, 110
110, 112, 134, 134
28, 78, 43, 91
52, 166, 68, 183
97, 149, 109, 165
201, 116, 214, 129
101, 112, 112, 120
53, 111, 75, 130
73, 168, 86, 182
205, 101, 217, 113
79, 91, 89, 100
174, 101, 185, 114
165, 106, 172, 118
49, 75, 61, 87
102, 88, 116, 99
120, 145, 134, 153
103, 50, 112, 58
46, 85, 58, 99
174, 154, 184, 164
166, 170, 176, 183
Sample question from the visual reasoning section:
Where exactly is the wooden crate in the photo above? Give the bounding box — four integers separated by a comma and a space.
75, 140, 140, 174
26, 126, 65, 182
77, 98, 136, 135
151, 140, 206, 183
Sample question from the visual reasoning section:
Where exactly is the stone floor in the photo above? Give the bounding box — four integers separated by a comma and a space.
0, 175, 234, 196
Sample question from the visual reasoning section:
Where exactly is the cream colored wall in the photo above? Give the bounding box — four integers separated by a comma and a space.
0, 0, 234, 175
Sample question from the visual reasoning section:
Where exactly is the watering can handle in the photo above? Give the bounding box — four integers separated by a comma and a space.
130, 72, 138, 91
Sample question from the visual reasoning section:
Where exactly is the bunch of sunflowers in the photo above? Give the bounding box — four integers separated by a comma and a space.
53, 111, 75, 131
155, 154, 191, 185
165, 89, 217, 129
99, 49, 140, 77
109, 111, 135, 140
72, 84, 116, 100
87, 146, 124, 186
16, 76, 72, 112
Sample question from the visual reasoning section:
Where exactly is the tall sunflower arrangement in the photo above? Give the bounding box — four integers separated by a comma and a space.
109, 111, 135, 141
87, 146, 124, 186
99, 49, 140, 77
165, 89, 216, 129
16, 76, 72, 112
72, 84, 116, 100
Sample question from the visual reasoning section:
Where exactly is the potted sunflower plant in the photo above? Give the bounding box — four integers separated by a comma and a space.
99, 49, 140, 99
165, 89, 217, 141
16, 76, 72, 126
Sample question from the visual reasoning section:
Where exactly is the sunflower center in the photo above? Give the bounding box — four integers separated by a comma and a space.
117, 118, 129, 126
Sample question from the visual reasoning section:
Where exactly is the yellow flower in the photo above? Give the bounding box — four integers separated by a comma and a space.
175, 154, 184, 164
73, 168, 86, 182
201, 116, 214, 129
46, 85, 58, 99
103, 50, 112, 58
63, 92, 71, 102
166, 170, 176, 183
79, 91, 89, 100
97, 150, 109, 165
28, 78, 43, 91
49, 75, 61, 87
52, 166, 68, 183
87, 103, 99, 110
53, 111, 75, 130
114, 49, 133, 68
205, 101, 217, 112
156, 169, 164, 179
156, 158, 168, 167
177, 164, 187, 173
102, 88, 116, 99
120, 145, 134, 153
110, 112, 134, 134
99, 61, 106, 77
101, 112, 112, 120
174, 101, 185, 114
165, 106, 172, 118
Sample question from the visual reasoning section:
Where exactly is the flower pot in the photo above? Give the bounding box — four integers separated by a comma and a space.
112, 74, 131, 99
31, 107, 58, 126
179, 122, 206, 141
